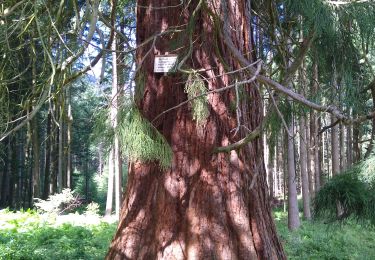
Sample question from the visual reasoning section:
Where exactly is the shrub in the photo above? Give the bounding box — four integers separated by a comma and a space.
85, 202, 100, 216
34, 189, 82, 215
313, 169, 375, 224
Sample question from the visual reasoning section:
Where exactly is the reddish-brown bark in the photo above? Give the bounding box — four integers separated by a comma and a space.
106, 0, 285, 259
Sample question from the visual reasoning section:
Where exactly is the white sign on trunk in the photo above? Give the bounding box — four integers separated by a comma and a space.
154, 55, 178, 73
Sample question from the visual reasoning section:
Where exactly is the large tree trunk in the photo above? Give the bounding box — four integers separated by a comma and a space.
106, 0, 285, 259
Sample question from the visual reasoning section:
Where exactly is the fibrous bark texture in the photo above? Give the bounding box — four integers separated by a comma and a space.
106, 0, 285, 259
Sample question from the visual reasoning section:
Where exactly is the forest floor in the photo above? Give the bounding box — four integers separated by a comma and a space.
274, 209, 375, 259
0, 209, 116, 260
1, 208, 375, 259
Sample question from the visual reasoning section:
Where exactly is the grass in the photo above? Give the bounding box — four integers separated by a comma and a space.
0, 209, 117, 260
274, 208, 375, 260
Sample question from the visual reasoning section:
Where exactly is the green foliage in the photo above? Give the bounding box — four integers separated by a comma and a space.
134, 70, 146, 102
91, 108, 115, 154
92, 173, 110, 212
274, 209, 375, 260
0, 210, 116, 260
117, 105, 173, 169
359, 156, 375, 184
285, 0, 335, 37
73, 168, 98, 204
85, 202, 101, 216
35, 189, 80, 215
313, 169, 375, 225
185, 73, 209, 125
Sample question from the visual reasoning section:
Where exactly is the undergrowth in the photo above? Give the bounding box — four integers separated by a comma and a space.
274, 209, 375, 260
0, 209, 116, 260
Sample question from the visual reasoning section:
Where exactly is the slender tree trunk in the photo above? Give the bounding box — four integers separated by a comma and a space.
31, 51, 40, 200
9, 138, 16, 208
98, 143, 104, 176
287, 116, 300, 230
0, 138, 11, 207
283, 134, 288, 213
107, 0, 286, 258
331, 115, 340, 176
50, 109, 58, 195
347, 124, 353, 167
31, 117, 40, 199
311, 60, 320, 192
17, 131, 24, 207
57, 97, 64, 192
20, 130, 26, 208
105, 149, 115, 217
331, 63, 340, 176
267, 145, 274, 199
26, 115, 32, 207
111, 31, 123, 218
274, 139, 279, 197
66, 87, 73, 188
43, 113, 52, 199
340, 123, 346, 170
353, 126, 361, 163
299, 117, 311, 220
365, 81, 375, 158
306, 114, 314, 195
85, 147, 90, 202
324, 122, 330, 180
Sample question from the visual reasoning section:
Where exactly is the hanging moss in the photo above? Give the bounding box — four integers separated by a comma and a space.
117, 105, 172, 170
184, 73, 209, 125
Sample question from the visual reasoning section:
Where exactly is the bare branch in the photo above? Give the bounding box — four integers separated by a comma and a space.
318, 119, 340, 135
222, 31, 375, 125
213, 125, 262, 153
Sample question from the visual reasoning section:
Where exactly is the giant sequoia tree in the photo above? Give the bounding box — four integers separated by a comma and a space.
106, 0, 285, 259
